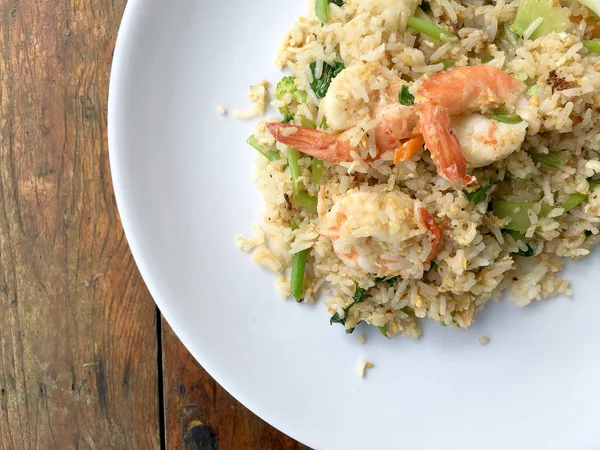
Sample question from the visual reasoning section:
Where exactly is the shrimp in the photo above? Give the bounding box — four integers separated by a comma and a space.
266, 65, 529, 181
267, 62, 420, 163
417, 66, 526, 186
266, 105, 420, 163
320, 188, 439, 278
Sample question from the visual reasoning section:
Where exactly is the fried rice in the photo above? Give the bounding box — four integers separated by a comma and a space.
238, 0, 600, 338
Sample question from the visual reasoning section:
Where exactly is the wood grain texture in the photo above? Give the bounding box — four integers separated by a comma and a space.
0, 1, 160, 448
161, 318, 310, 450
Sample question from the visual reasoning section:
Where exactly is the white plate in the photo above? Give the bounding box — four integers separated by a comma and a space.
109, 1, 600, 448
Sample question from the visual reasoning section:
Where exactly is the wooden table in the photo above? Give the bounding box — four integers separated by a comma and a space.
0, 2, 309, 448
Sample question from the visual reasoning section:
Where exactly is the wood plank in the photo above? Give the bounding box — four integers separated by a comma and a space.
0, 1, 160, 448
161, 318, 311, 450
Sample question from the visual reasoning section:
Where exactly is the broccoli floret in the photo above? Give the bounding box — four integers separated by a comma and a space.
275, 76, 307, 104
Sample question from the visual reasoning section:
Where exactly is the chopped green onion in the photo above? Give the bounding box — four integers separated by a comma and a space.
563, 193, 587, 212
504, 22, 519, 47
246, 136, 280, 161
590, 178, 599, 190
407, 14, 459, 42
531, 152, 566, 169
320, 116, 329, 130
399, 85, 415, 106
463, 182, 494, 204
488, 108, 523, 124
439, 59, 455, 70
312, 158, 324, 185
315, 0, 329, 23
330, 0, 345, 6
282, 113, 294, 124
310, 61, 345, 99
526, 84, 539, 96
583, 39, 600, 54
378, 325, 389, 339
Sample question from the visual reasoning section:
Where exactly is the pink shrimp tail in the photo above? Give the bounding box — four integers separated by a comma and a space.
265, 122, 353, 163
419, 103, 476, 187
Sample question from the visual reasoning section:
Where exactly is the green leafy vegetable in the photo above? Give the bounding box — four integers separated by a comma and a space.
512, 0, 570, 40
439, 59, 455, 70
531, 152, 566, 169
246, 136, 280, 161
290, 220, 308, 302
488, 107, 523, 124
493, 200, 538, 233
315, 0, 329, 23
300, 116, 317, 129
291, 249, 308, 301
504, 22, 519, 47
282, 113, 295, 124
463, 183, 494, 204
329, 285, 371, 333
583, 39, 600, 54
562, 193, 587, 212
310, 61, 345, 98
506, 172, 531, 184
526, 84, 539, 96
288, 149, 318, 213
378, 325, 389, 339
399, 85, 415, 106
514, 244, 534, 257
312, 158, 324, 186
407, 12, 459, 42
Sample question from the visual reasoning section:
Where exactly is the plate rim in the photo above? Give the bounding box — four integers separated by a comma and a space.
107, 0, 313, 447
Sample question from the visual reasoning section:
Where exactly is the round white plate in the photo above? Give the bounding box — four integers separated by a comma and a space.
108, 1, 600, 448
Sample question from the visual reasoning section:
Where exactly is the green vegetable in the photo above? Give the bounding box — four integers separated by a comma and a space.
291, 249, 308, 301
312, 158, 324, 185
401, 306, 416, 318
463, 183, 494, 204
288, 149, 318, 213
310, 61, 345, 99
375, 276, 400, 286
514, 244, 534, 257
320, 116, 329, 130
290, 220, 308, 302
583, 39, 600, 54
300, 117, 317, 129
330, 0, 345, 6
590, 179, 599, 190
247, 136, 280, 161
493, 200, 537, 233
505, 229, 529, 243
506, 172, 531, 184
526, 84, 539, 96
282, 113, 295, 124
295, 191, 318, 212
531, 152, 566, 169
407, 12, 459, 42
563, 193, 587, 212
585, 230, 593, 237
399, 85, 415, 106
315, 0, 329, 23
439, 59, 455, 70
330, 285, 371, 333
488, 108, 523, 124
504, 22, 519, 47
512, 0, 570, 40
378, 325, 389, 338
275, 76, 307, 103
578, 0, 600, 19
